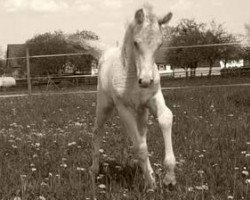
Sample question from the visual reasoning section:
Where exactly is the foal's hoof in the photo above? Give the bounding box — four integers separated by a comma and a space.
163, 174, 176, 191
165, 183, 176, 191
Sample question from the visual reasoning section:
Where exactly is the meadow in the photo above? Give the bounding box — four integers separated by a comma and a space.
0, 85, 249, 200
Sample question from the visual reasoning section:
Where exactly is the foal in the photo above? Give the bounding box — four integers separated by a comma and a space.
90, 5, 176, 191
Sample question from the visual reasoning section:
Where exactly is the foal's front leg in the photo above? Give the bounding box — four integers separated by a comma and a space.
148, 89, 176, 188
117, 104, 156, 189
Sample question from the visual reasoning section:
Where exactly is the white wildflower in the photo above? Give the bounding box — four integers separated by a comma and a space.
98, 184, 106, 189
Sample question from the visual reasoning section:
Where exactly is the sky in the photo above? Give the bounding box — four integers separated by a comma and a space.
0, 0, 250, 56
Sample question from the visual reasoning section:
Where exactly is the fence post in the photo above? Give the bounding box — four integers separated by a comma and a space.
26, 48, 32, 95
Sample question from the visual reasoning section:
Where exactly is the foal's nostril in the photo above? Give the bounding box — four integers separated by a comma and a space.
138, 79, 142, 85
150, 79, 153, 84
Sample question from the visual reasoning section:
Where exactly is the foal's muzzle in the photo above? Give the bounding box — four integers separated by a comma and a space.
138, 78, 153, 88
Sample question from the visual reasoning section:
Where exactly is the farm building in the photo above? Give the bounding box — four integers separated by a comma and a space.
6, 44, 26, 78
155, 45, 173, 75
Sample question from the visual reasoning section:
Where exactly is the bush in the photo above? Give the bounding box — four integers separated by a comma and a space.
221, 66, 250, 77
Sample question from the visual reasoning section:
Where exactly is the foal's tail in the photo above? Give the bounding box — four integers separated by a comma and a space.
68, 38, 109, 60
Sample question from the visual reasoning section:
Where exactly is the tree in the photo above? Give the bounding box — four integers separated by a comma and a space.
200, 21, 238, 76
218, 33, 242, 67
66, 30, 99, 74
244, 22, 250, 62
166, 19, 205, 77
25, 31, 71, 75
0, 59, 5, 75
24, 30, 99, 76
0, 46, 5, 75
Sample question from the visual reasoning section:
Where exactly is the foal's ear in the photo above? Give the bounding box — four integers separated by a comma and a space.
158, 12, 173, 26
135, 9, 144, 24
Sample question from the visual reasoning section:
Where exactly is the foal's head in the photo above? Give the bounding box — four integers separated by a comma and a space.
131, 6, 172, 88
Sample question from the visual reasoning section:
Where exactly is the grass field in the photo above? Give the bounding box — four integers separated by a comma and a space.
0, 85, 249, 200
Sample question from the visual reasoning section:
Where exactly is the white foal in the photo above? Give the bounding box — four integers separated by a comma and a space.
90, 4, 176, 196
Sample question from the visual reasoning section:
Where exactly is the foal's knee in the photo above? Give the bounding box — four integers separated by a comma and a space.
134, 143, 148, 162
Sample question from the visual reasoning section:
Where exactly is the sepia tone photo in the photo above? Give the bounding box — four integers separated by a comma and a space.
0, 0, 250, 199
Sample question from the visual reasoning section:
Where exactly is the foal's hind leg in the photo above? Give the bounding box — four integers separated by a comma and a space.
90, 92, 113, 198
148, 90, 176, 189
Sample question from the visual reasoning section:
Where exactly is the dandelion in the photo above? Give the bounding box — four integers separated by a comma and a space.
99, 149, 104, 153
115, 165, 122, 170
20, 174, 27, 179
246, 179, 250, 184
242, 170, 249, 177
155, 168, 162, 175
33, 154, 38, 158
241, 151, 247, 155
35, 143, 40, 148
195, 185, 208, 190
12, 145, 18, 149
227, 195, 234, 199
97, 174, 104, 180
148, 119, 153, 125
31, 168, 37, 172
187, 187, 194, 192
39, 195, 46, 200
195, 186, 203, 190
246, 153, 250, 157
76, 167, 86, 172
199, 154, 204, 158
41, 182, 48, 187
49, 172, 53, 177
153, 163, 161, 167
102, 154, 108, 158
235, 167, 239, 170
198, 170, 204, 174
246, 142, 250, 145
60, 163, 67, 168
13, 197, 21, 200
68, 141, 77, 146
74, 122, 82, 127
62, 158, 67, 162
98, 184, 106, 189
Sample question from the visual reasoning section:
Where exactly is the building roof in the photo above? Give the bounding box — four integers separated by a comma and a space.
6, 44, 26, 69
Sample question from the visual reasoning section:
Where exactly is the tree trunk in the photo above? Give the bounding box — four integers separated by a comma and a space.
208, 65, 212, 77
185, 67, 188, 78
208, 60, 214, 77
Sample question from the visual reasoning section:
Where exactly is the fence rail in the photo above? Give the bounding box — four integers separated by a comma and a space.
1, 42, 250, 95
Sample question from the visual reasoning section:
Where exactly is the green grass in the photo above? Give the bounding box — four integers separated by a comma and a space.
0, 86, 249, 200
